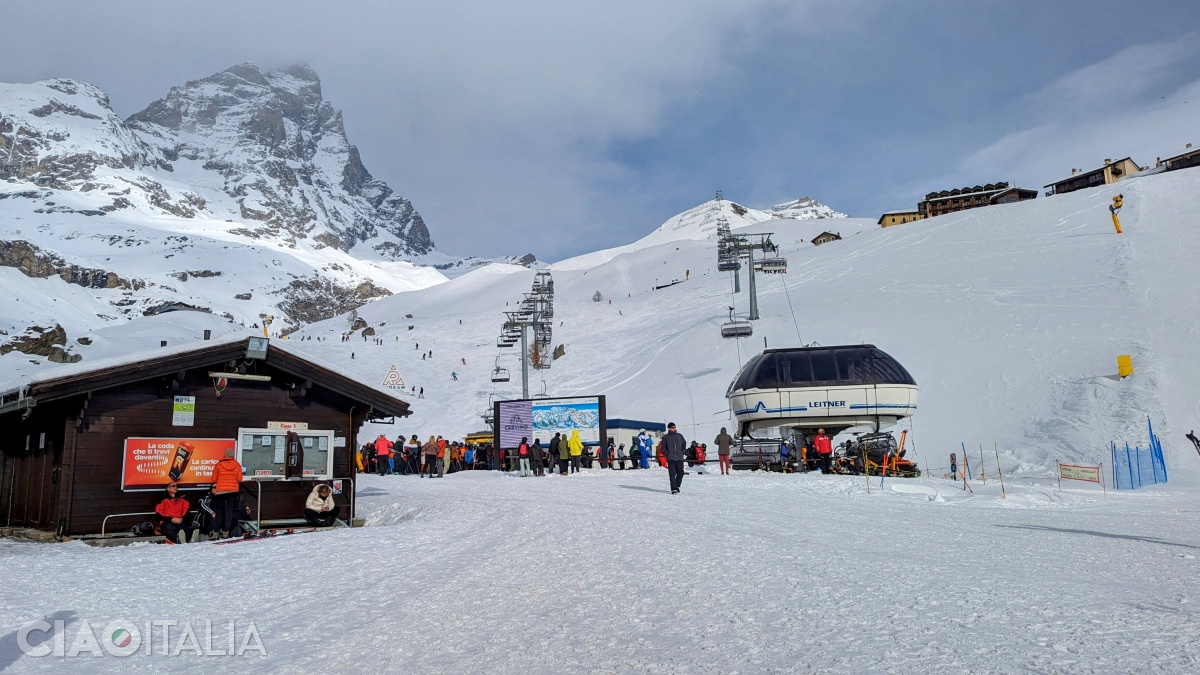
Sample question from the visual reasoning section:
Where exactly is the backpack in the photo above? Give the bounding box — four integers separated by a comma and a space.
131, 521, 158, 537
519, 443, 528, 457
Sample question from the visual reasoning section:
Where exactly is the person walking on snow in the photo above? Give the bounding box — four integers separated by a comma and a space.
662, 422, 687, 494
714, 427, 734, 475
814, 428, 833, 474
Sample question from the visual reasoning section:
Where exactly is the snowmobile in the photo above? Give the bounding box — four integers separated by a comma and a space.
831, 431, 920, 477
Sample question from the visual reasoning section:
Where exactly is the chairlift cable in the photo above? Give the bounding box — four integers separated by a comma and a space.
780, 269, 803, 343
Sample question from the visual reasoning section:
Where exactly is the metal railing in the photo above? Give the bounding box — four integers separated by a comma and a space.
99, 511, 196, 538
250, 477, 354, 531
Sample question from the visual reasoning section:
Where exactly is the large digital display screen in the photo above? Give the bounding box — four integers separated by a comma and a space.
494, 396, 607, 449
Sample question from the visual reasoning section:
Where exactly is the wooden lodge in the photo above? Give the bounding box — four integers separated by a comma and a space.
917, 182, 1038, 218
812, 231, 843, 246
1043, 158, 1141, 196
1159, 144, 1200, 173
0, 335, 409, 537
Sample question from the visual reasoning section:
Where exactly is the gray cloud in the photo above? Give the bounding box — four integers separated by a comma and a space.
3, 1, 1198, 260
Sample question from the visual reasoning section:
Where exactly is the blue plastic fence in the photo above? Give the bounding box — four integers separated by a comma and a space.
1111, 418, 1168, 490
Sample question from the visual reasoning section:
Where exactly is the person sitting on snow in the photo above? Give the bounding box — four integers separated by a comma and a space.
304, 484, 340, 527
155, 482, 196, 544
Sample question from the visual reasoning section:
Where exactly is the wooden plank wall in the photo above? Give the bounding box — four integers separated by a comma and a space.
60, 370, 360, 535
0, 401, 71, 531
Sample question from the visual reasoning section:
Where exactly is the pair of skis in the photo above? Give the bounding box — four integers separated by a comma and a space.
1188, 431, 1200, 458
212, 527, 318, 546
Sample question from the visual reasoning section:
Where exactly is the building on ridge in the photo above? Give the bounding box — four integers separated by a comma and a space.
812, 231, 843, 246
1043, 158, 1141, 196
877, 209, 924, 228
917, 182, 1038, 218
1157, 143, 1200, 173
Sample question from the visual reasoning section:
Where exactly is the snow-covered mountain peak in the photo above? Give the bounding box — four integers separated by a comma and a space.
770, 195, 847, 219
0, 64, 449, 339
553, 194, 851, 271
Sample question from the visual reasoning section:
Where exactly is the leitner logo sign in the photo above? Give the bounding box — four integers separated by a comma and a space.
809, 401, 846, 408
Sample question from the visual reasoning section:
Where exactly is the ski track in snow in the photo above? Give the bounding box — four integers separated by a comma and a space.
2, 471, 1199, 673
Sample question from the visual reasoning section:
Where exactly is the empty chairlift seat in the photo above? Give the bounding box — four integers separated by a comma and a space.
721, 320, 753, 339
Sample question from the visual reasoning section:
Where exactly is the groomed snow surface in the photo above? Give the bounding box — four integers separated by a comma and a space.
2, 468, 1198, 672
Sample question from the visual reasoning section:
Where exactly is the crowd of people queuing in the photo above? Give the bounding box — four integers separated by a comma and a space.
358, 429, 719, 477
360, 426, 831, 480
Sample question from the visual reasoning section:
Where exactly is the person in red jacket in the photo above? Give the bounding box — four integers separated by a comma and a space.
210, 448, 244, 538
814, 428, 833, 474
374, 434, 394, 476
155, 482, 195, 544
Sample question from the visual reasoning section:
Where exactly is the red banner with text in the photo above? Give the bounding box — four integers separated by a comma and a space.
122, 437, 236, 491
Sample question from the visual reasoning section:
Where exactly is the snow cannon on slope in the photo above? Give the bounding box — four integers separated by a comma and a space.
726, 345, 918, 439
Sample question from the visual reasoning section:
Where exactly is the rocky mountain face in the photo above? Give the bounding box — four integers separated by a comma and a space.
0, 63, 448, 359
125, 63, 432, 257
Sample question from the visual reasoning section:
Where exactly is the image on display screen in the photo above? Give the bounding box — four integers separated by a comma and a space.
495, 396, 606, 449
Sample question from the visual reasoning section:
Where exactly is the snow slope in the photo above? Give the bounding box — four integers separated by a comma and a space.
287, 167, 1200, 480
2, 155, 1200, 675
4, 167, 1195, 478
1, 470, 1197, 672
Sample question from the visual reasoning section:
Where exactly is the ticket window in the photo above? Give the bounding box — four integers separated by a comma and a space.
299, 434, 331, 477
238, 428, 335, 479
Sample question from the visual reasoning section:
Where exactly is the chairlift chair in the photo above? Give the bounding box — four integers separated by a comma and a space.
491, 366, 511, 383
720, 306, 753, 340
759, 257, 788, 274
718, 259, 741, 272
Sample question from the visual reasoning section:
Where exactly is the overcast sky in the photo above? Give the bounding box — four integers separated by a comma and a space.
3, 1, 1198, 260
